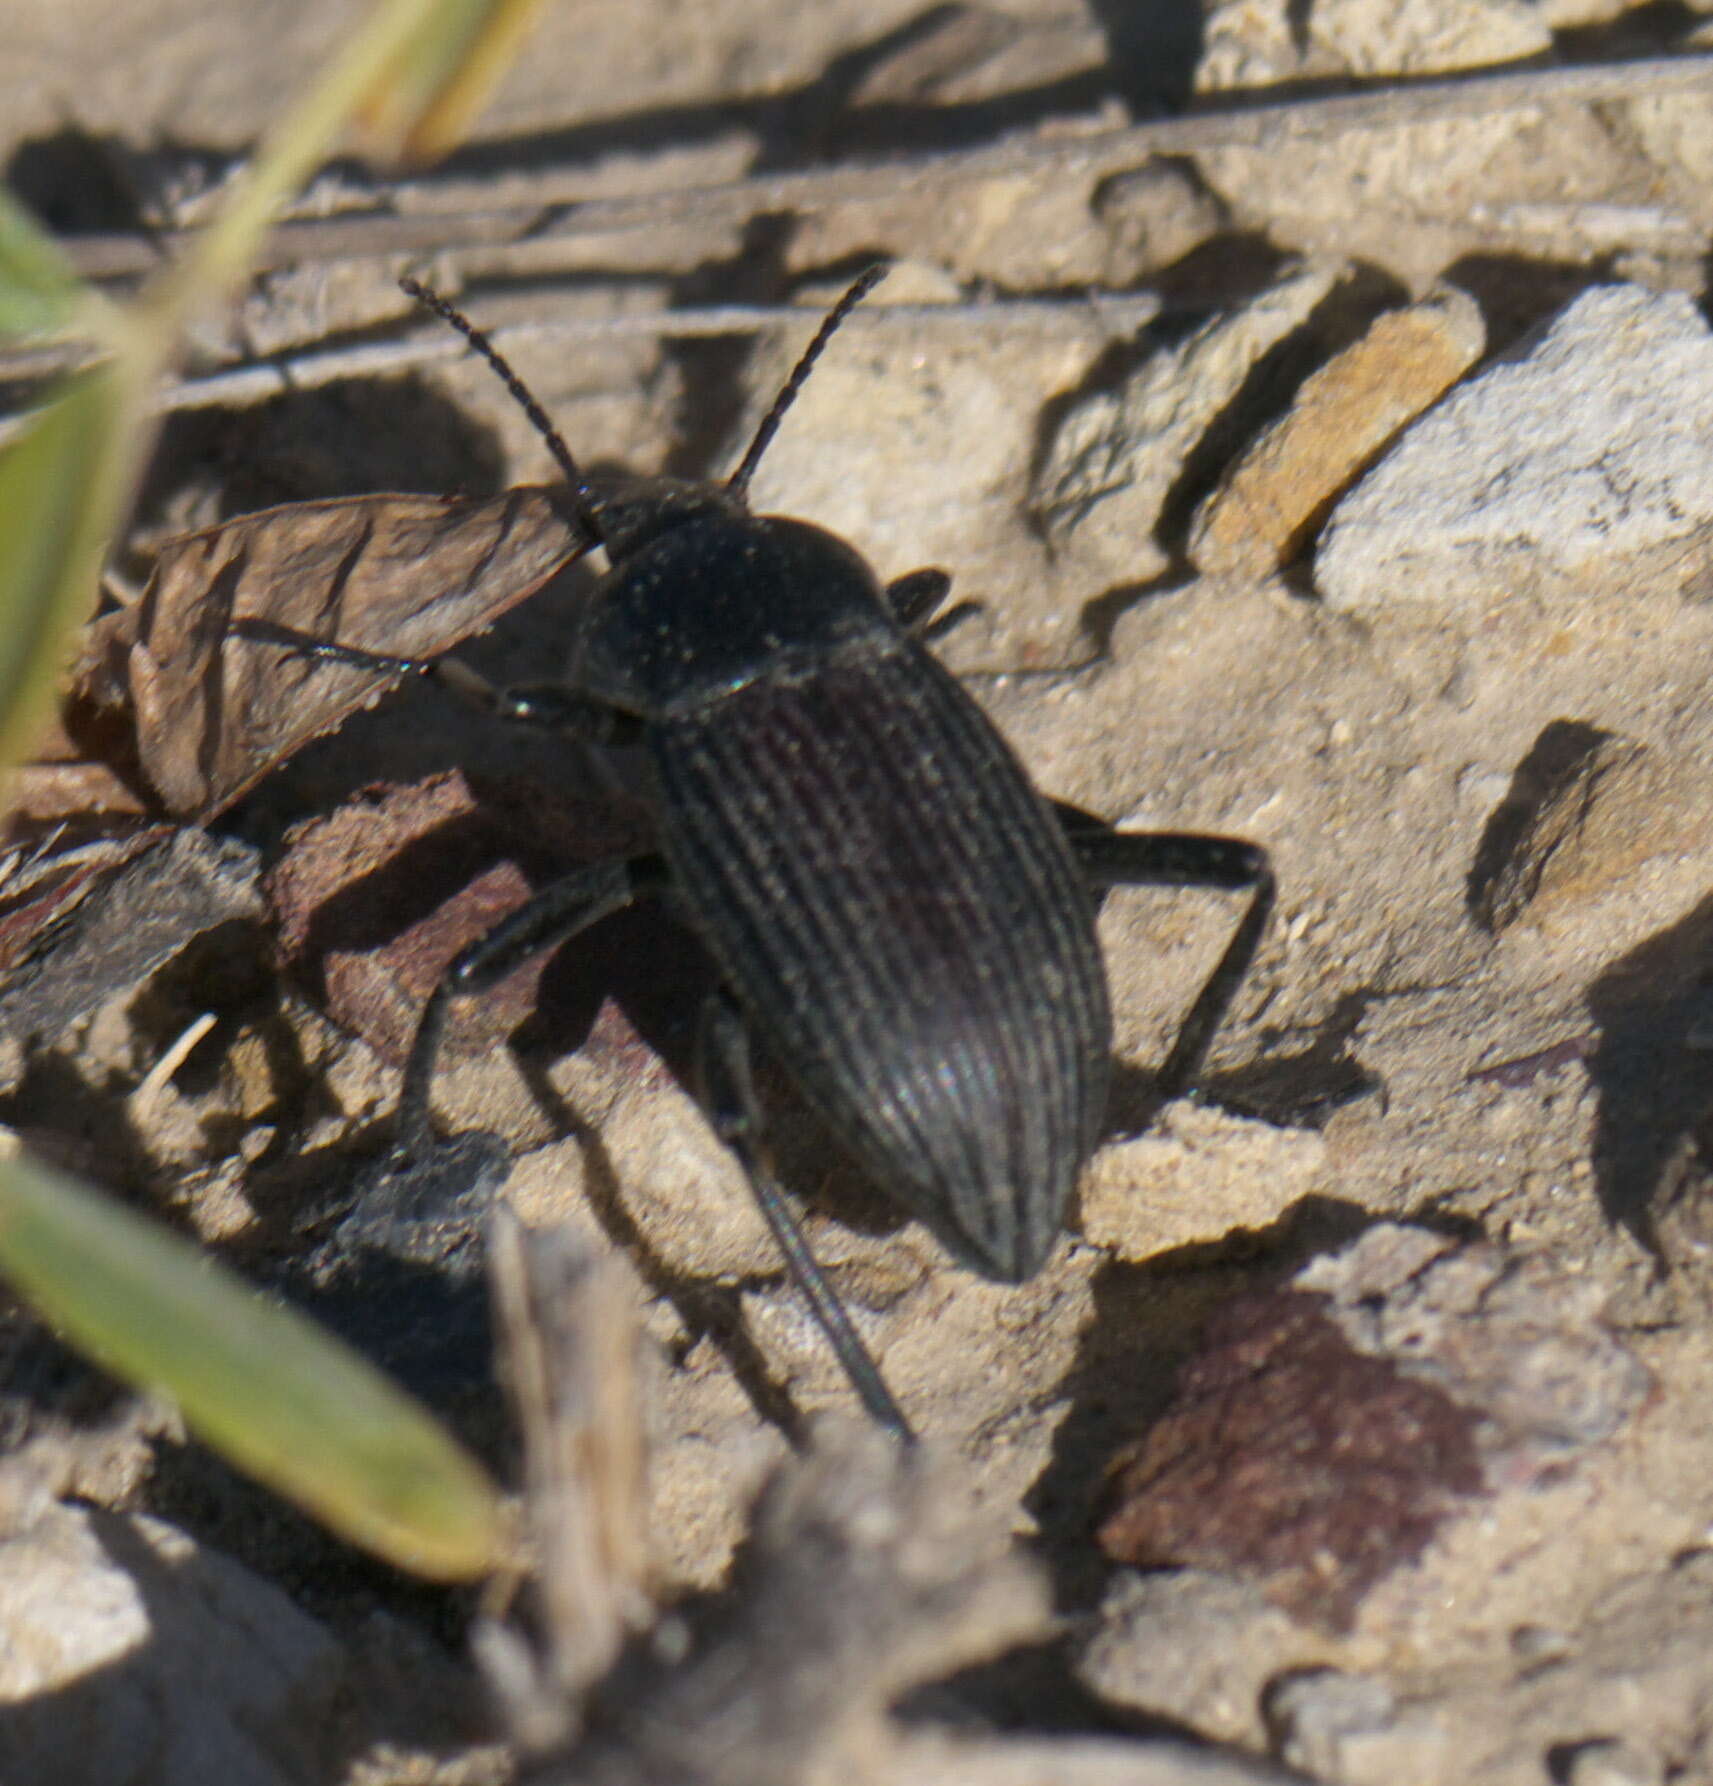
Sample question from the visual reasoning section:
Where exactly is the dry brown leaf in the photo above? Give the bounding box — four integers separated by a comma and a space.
127, 487, 581, 818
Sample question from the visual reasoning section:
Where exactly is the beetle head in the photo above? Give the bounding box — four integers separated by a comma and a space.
588, 476, 749, 564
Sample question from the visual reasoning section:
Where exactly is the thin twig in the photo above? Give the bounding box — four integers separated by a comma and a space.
0, 292, 1163, 436
50, 52, 1713, 283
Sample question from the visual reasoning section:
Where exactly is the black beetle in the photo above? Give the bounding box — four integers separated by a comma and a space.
270, 267, 1274, 1440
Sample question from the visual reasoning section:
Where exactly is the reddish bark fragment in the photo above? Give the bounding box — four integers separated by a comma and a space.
1096, 1291, 1482, 1631
266, 769, 651, 1064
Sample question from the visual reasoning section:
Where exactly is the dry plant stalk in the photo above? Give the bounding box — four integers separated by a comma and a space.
477, 1219, 1050, 1784
482, 1212, 652, 1749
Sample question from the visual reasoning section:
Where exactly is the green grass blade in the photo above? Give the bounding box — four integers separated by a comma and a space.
0, 368, 135, 769
0, 1155, 511, 1582
357, 0, 555, 159
0, 186, 86, 339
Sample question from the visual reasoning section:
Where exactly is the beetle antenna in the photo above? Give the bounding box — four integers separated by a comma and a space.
726, 262, 889, 504
400, 277, 607, 548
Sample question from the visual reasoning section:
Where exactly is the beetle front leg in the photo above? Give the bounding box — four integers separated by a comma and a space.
695, 991, 916, 1445
885, 567, 951, 630
235, 620, 626, 741
396, 856, 665, 1157
1068, 827, 1275, 1104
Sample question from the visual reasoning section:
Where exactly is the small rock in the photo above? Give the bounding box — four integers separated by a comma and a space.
0, 1502, 342, 1786
1077, 1570, 1327, 1745
1190, 287, 1485, 578
1032, 262, 1340, 585
1309, 0, 1551, 76
1264, 1667, 1447, 1782
1079, 1101, 1329, 1259
1195, 0, 1549, 89
1467, 721, 1698, 933
1092, 160, 1229, 281
1316, 285, 1713, 614
1097, 1224, 1650, 1633
1559, 1736, 1667, 1786
1297, 1223, 1652, 1479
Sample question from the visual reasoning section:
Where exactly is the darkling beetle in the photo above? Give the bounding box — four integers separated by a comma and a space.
273, 266, 1275, 1441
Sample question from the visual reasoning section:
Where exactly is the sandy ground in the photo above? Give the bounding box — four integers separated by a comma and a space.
7, 1, 1713, 1782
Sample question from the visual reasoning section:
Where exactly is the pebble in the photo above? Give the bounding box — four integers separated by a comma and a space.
1190, 286, 1484, 578
1467, 722, 1699, 933
0, 1503, 342, 1786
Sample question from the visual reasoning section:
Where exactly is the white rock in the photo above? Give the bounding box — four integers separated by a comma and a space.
1267, 1667, 1449, 1783
0, 1503, 342, 1786
1196, 0, 1550, 88
1309, 0, 1550, 75
1316, 285, 1713, 614
1078, 1570, 1326, 1745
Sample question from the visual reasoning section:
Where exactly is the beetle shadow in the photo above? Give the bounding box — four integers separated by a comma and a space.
512, 1055, 814, 1446
1102, 987, 1381, 1139
1583, 891, 1713, 1250
137, 376, 510, 531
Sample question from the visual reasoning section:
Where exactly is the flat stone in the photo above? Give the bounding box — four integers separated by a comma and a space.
1196, 0, 1550, 90
1308, 0, 1551, 76
1076, 1570, 1324, 1746
1317, 285, 1713, 614
1079, 1101, 1329, 1260
1031, 262, 1339, 586
1297, 1223, 1652, 1478
1467, 721, 1701, 933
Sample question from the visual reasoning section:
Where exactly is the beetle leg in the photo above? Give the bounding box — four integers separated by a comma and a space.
235, 620, 443, 681
695, 991, 916, 1444
235, 621, 626, 740
397, 856, 666, 1157
1068, 827, 1275, 1103
885, 567, 951, 630
477, 683, 641, 744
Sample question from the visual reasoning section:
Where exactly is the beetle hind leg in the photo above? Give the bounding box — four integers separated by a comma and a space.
696, 992, 915, 1443
1067, 826, 1275, 1105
